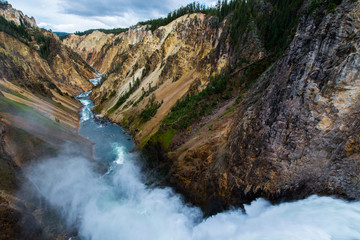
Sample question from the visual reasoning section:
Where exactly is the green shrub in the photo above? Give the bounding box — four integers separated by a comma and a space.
108, 55, 128, 75
73, 27, 128, 36
136, 0, 305, 56
107, 77, 141, 114
0, 15, 30, 43
109, 90, 116, 98
308, 0, 341, 15
140, 94, 162, 122
0, 1, 8, 7
162, 72, 231, 130
34, 32, 58, 59
141, 60, 151, 79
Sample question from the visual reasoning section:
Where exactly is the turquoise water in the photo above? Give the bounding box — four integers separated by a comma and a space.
76, 90, 134, 163
25, 77, 360, 240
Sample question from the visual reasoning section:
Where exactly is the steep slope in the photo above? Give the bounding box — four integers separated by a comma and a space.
0, 3, 95, 239
64, 13, 264, 143
226, 0, 360, 202
63, 30, 116, 71
0, 2, 94, 139
0, 4, 94, 97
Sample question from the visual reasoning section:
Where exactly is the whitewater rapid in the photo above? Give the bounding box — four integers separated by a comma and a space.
25, 75, 360, 240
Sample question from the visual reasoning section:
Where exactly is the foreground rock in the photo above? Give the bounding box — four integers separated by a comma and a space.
0, 3, 95, 239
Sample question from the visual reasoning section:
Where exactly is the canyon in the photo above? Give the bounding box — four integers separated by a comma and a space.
64, 0, 360, 212
0, 0, 360, 238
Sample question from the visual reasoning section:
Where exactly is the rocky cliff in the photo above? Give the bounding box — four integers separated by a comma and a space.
169, 0, 360, 212
225, 0, 360, 202
0, 3, 37, 28
63, 0, 360, 214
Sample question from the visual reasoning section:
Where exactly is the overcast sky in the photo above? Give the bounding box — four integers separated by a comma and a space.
9, 0, 216, 33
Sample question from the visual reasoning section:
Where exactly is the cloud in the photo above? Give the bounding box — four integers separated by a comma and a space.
59, 0, 218, 18
9, 0, 216, 32
39, 22, 76, 31
59, 0, 174, 17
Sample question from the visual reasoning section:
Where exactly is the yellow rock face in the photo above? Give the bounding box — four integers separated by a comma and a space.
64, 13, 263, 145
0, 32, 93, 94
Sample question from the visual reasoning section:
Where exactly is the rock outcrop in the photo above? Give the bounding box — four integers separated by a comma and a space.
226, 0, 360, 202
0, 31, 93, 96
63, 30, 116, 71
0, 3, 37, 28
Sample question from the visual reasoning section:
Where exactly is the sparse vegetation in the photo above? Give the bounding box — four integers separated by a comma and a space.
0, 15, 30, 43
108, 55, 128, 75
109, 90, 116, 98
139, 94, 162, 122
0, 15, 60, 59
138, 2, 209, 31
240, 58, 273, 89
133, 82, 158, 107
73, 27, 129, 36
162, 72, 231, 130
308, 0, 342, 15
66, 48, 95, 73
107, 78, 141, 114
0, 84, 32, 101
141, 60, 151, 79
143, 54, 273, 153
0, 95, 68, 131
34, 33, 58, 59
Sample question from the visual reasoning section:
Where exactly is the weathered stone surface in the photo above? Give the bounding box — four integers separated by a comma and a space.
0, 4, 94, 97
225, 0, 360, 201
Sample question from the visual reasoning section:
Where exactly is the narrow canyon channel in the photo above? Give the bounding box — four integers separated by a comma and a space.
25, 76, 360, 240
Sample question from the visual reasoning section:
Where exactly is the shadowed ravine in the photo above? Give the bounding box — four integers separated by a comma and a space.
24, 76, 360, 240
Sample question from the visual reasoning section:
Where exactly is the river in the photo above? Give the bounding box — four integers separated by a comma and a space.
26, 75, 360, 240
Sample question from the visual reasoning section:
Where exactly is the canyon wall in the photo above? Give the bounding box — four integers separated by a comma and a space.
64, 0, 360, 214
0, 4, 95, 239
64, 13, 264, 144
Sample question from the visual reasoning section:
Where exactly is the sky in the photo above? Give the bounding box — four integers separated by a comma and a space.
9, 0, 216, 33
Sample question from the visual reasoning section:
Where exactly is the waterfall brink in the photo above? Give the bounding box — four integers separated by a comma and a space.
25, 153, 360, 240
23, 76, 360, 240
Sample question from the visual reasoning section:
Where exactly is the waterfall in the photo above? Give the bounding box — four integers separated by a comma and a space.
23, 76, 360, 240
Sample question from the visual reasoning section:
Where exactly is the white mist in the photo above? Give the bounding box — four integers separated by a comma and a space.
24, 76, 360, 240
26, 150, 360, 240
